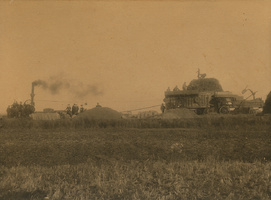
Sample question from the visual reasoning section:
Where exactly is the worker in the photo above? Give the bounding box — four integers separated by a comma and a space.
182, 82, 187, 90
12, 101, 19, 118
80, 105, 84, 113
23, 104, 30, 117
96, 103, 102, 107
6, 105, 11, 118
18, 102, 23, 117
72, 104, 79, 115
160, 103, 165, 113
66, 104, 72, 117
173, 85, 179, 91
76, 104, 79, 114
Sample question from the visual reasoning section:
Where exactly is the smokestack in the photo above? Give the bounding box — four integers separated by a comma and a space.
30, 82, 35, 106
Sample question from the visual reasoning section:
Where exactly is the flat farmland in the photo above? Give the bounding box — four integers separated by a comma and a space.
0, 118, 271, 199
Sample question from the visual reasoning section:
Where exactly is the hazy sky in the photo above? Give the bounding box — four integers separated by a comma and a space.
0, 0, 270, 114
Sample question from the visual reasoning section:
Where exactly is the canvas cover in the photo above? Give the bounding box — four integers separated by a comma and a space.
137, 110, 158, 118
30, 113, 60, 120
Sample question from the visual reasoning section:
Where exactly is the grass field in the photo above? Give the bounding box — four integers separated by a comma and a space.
0, 116, 270, 199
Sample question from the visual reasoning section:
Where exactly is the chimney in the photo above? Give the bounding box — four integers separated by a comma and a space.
30, 82, 35, 106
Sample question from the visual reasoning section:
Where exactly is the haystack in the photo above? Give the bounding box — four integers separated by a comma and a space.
187, 78, 223, 92
162, 108, 199, 119
77, 107, 122, 119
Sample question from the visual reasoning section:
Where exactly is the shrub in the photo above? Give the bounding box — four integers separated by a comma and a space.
1, 115, 270, 130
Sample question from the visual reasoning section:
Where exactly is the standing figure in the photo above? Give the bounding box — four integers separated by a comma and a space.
173, 85, 179, 91
66, 104, 72, 117
80, 105, 84, 113
12, 101, 19, 118
75, 104, 79, 114
160, 103, 165, 113
197, 68, 206, 79
72, 104, 79, 115
6, 106, 11, 118
182, 82, 187, 90
96, 103, 102, 107
18, 102, 23, 117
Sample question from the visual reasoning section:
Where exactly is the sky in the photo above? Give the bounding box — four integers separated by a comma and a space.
0, 0, 270, 114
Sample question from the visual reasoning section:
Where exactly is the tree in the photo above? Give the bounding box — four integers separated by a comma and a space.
6, 102, 35, 118
263, 91, 271, 114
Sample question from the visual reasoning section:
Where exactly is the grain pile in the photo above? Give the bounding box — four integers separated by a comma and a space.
162, 108, 199, 119
187, 78, 223, 92
77, 107, 122, 119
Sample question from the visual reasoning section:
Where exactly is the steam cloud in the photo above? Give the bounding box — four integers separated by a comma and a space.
32, 77, 103, 99
32, 79, 48, 89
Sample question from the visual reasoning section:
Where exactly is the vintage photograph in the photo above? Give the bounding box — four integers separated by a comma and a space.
0, 0, 270, 199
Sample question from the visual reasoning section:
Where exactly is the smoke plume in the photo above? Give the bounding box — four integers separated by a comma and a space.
32, 76, 103, 99
73, 84, 103, 98
32, 79, 48, 89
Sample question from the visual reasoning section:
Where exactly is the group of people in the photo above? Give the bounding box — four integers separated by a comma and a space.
66, 104, 85, 117
65, 103, 102, 117
168, 82, 188, 92
6, 101, 35, 118
173, 83, 188, 91
161, 82, 188, 113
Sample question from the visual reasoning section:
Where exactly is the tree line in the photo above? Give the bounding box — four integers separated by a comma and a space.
6, 102, 35, 118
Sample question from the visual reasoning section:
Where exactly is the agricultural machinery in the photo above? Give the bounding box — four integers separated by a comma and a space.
164, 88, 263, 115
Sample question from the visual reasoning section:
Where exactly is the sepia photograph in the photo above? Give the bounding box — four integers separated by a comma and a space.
0, 0, 270, 199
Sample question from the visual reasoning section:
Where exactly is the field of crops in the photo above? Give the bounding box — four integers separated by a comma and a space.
0, 115, 270, 199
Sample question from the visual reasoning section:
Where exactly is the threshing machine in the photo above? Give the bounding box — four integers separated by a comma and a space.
164, 89, 264, 115
163, 89, 213, 115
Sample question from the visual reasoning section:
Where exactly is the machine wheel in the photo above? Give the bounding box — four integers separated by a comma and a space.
179, 98, 185, 108
219, 106, 229, 114
196, 108, 205, 115
192, 109, 197, 114
194, 97, 200, 103
203, 108, 209, 115
24, 99, 32, 105
249, 109, 256, 115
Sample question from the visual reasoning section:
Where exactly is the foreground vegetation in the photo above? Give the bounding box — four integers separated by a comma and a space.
1, 159, 270, 200
1, 113, 270, 130
0, 116, 270, 199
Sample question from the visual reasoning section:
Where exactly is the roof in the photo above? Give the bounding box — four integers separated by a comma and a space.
213, 91, 242, 99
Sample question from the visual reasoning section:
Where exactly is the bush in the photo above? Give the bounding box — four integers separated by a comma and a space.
1, 115, 270, 130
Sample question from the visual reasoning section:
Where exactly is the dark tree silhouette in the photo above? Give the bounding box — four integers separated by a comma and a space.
263, 91, 271, 114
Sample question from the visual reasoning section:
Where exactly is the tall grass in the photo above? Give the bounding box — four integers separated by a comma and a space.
1, 160, 270, 200
0, 128, 270, 199
1, 129, 270, 167
0, 116, 270, 199
1, 114, 270, 130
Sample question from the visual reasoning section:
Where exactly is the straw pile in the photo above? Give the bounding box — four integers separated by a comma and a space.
187, 78, 223, 92
77, 107, 122, 119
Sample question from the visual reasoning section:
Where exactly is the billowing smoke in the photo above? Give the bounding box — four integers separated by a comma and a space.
73, 85, 103, 98
32, 79, 48, 89
48, 80, 70, 95
32, 76, 103, 99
